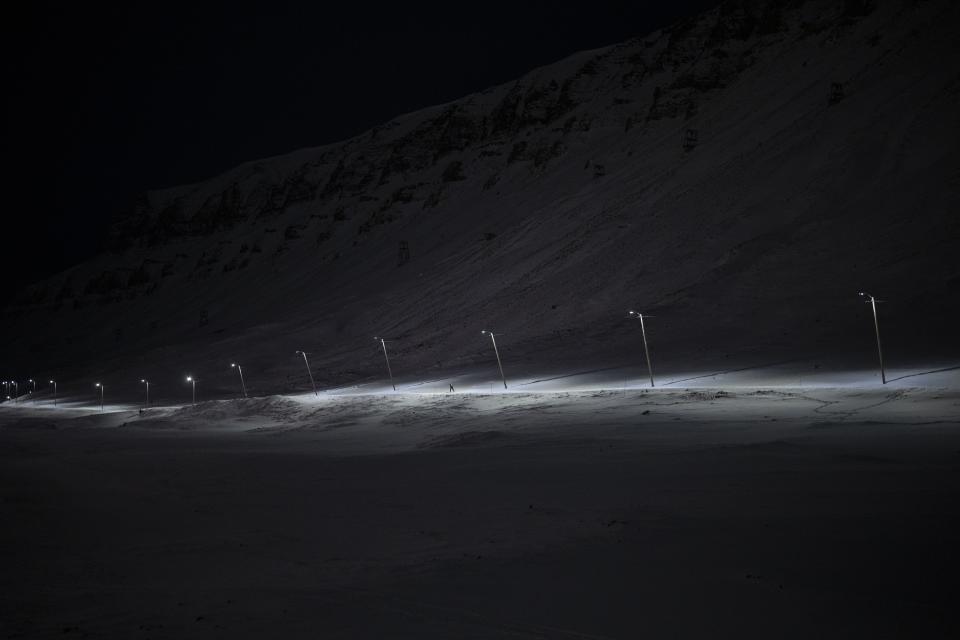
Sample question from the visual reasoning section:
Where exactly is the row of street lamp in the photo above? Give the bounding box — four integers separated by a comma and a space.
5, 359, 269, 412
618, 294, 886, 388
93, 369, 227, 412
2, 293, 889, 410
405, 293, 885, 391
2, 379, 57, 406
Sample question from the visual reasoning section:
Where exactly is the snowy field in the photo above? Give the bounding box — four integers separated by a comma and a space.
2, 368, 959, 638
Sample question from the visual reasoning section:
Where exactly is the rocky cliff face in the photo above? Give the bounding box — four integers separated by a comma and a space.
4, 0, 959, 397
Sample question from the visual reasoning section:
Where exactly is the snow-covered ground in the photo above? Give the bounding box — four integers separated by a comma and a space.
2, 371, 959, 637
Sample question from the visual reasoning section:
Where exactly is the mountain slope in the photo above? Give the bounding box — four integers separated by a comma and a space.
4, 0, 959, 400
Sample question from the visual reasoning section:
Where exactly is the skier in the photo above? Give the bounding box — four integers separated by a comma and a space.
449, 383, 455, 393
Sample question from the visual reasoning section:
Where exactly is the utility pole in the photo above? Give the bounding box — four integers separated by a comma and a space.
374, 337, 396, 391
481, 330, 508, 390
628, 311, 656, 388
296, 351, 318, 396
231, 363, 248, 398
859, 292, 886, 384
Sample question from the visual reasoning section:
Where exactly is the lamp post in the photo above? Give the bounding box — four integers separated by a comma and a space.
295, 350, 318, 396
49, 380, 57, 407
373, 337, 396, 391
859, 292, 886, 384
94, 383, 104, 411
12, 381, 19, 403
231, 363, 248, 398
28, 378, 36, 402
186, 376, 196, 405
628, 310, 656, 388
140, 379, 150, 408
481, 330, 508, 390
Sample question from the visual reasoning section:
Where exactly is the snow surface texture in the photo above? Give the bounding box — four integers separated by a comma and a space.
2, 0, 958, 403
2, 380, 960, 637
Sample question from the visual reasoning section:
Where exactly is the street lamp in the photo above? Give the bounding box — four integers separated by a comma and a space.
230, 363, 248, 398
859, 292, 886, 384
94, 383, 104, 411
140, 379, 150, 408
373, 337, 396, 391
295, 351, 318, 396
186, 376, 196, 405
49, 380, 57, 407
628, 310, 656, 388
11, 381, 18, 403
481, 330, 508, 390
28, 379, 36, 402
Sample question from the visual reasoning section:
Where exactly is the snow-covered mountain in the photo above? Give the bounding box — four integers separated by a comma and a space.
3, 0, 959, 401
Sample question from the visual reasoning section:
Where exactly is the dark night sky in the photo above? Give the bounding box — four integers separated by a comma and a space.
3, 1, 715, 285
